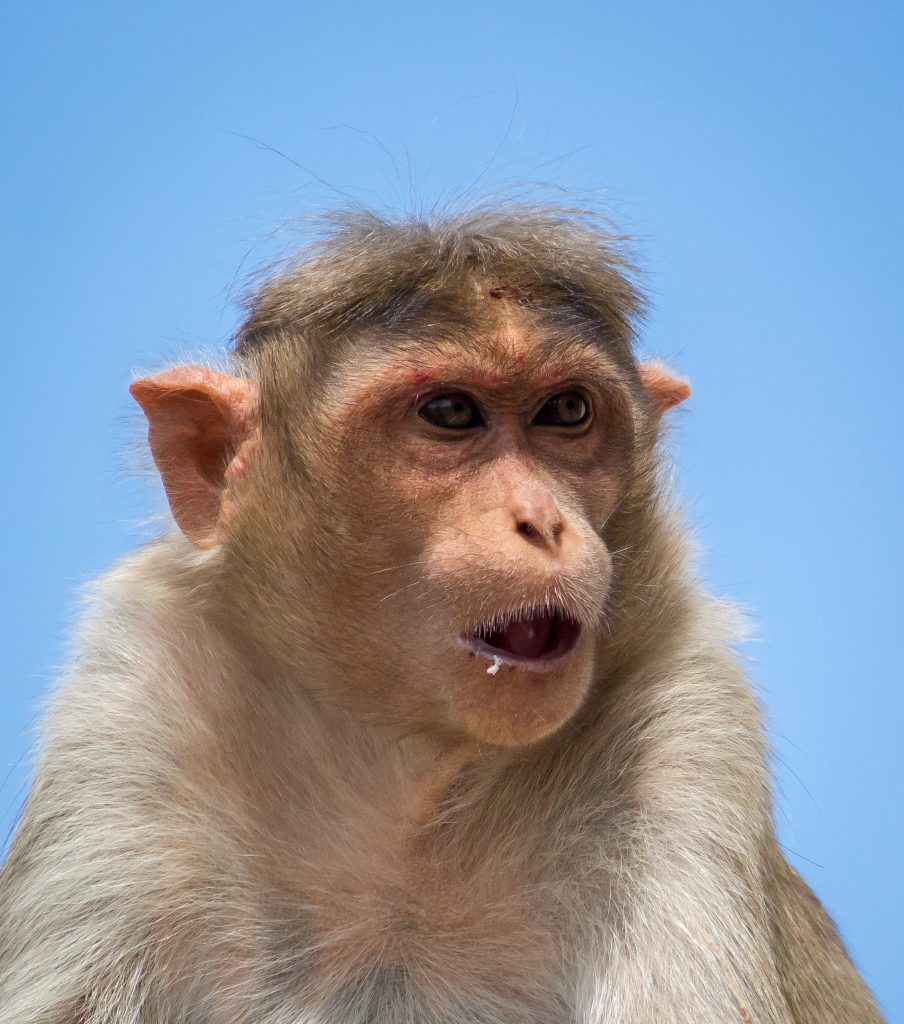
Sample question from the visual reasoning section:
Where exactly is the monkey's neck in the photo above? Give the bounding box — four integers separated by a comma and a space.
219, 655, 484, 859
296, 693, 478, 826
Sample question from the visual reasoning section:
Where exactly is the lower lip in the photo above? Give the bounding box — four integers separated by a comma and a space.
457, 624, 582, 674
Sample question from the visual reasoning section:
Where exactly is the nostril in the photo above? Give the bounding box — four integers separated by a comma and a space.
517, 519, 539, 540
516, 516, 564, 547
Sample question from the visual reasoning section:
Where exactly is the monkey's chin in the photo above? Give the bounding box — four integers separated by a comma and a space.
451, 611, 592, 747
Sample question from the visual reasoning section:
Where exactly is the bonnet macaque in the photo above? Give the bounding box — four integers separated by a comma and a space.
0, 207, 883, 1023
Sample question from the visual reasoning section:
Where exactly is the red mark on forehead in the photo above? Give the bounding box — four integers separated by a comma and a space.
412, 370, 434, 387
514, 349, 525, 363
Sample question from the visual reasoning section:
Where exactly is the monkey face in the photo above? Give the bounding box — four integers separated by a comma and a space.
131, 249, 685, 750
265, 325, 638, 747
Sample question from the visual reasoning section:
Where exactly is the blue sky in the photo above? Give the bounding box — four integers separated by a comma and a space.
2, 0, 901, 1016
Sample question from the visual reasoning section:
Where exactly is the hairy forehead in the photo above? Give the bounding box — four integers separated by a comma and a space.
329, 283, 633, 366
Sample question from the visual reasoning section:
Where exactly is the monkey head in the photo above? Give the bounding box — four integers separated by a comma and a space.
132, 219, 689, 749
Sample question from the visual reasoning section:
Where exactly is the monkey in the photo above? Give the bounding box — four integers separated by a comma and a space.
0, 205, 884, 1024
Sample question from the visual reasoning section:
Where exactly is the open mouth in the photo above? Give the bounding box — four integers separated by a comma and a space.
460, 607, 582, 671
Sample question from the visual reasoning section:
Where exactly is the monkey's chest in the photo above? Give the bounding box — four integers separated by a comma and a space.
273, 867, 568, 1022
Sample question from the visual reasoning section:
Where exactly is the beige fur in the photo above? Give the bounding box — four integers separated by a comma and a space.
0, 205, 883, 1023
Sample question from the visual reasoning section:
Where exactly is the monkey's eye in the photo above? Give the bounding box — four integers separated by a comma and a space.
532, 391, 591, 428
418, 392, 485, 430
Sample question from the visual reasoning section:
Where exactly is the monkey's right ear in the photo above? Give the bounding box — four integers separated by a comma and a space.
130, 367, 254, 549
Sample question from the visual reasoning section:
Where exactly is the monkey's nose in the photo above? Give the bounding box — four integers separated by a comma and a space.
512, 493, 565, 550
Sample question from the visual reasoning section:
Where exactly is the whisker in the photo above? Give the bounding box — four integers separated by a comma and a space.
378, 578, 428, 604
366, 559, 429, 576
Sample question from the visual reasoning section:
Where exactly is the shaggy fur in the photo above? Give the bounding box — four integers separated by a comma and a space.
0, 206, 883, 1023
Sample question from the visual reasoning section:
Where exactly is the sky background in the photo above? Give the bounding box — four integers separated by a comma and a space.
1, 0, 901, 1016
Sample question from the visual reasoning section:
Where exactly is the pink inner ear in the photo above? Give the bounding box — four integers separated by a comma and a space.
637, 364, 691, 416
130, 368, 252, 548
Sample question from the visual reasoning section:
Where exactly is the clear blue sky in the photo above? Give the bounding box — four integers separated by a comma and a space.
2, 0, 901, 1016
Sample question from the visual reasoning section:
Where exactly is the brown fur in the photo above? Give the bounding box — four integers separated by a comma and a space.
0, 205, 883, 1023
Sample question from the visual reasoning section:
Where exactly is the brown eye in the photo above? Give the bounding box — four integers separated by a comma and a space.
533, 391, 590, 428
419, 392, 484, 430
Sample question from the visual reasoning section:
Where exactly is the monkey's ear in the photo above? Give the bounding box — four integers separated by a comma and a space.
637, 363, 691, 416
130, 367, 254, 549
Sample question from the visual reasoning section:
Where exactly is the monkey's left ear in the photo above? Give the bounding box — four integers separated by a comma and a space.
130, 367, 254, 549
637, 363, 691, 416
